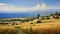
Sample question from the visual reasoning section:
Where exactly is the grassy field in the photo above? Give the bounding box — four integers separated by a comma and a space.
0, 19, 60, 34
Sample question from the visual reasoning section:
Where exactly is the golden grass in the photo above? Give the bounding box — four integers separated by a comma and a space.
20, 19, 60, 34
0, 26, 15, 34
0, 19, 60, 34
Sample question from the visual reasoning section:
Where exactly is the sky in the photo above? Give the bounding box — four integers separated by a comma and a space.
0, 0, 60, 13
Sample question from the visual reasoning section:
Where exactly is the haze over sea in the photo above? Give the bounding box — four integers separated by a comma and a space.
0, 13, 46, 18
0, 9, 60, 18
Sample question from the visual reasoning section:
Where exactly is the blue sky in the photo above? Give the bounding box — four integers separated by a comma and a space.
0, 0, 60, 7
0, 0, 60, 13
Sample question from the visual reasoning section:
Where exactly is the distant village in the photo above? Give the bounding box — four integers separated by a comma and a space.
29, 11, 60, 20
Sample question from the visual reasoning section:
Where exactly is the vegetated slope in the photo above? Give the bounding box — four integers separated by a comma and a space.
0, 19, 60, 34
20, 19, 60, 34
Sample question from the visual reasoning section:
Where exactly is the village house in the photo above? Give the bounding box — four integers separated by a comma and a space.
50, 11, 60, 19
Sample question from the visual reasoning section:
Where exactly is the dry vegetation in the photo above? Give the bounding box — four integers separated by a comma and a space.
0, 18, 60, 34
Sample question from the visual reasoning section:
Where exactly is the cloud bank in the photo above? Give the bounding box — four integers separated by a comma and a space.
0, 3, 59, 12
0, 3, 48, 12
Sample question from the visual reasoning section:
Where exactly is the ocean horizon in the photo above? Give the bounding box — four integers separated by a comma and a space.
0, 13, 46, 18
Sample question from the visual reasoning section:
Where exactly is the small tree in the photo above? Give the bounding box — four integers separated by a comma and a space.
37, 13, 40, 19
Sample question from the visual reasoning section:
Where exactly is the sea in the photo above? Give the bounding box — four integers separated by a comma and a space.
0, 13, 46, 18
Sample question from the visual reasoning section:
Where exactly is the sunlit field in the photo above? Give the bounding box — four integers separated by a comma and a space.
0, 18, 60, 34
0, 0, 60, 34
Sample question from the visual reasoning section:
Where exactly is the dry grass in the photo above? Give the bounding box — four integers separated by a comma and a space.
0, 19, 60, 34
20, 19, 60, 34
20, 23, 60, 34
0, 26, 15, 34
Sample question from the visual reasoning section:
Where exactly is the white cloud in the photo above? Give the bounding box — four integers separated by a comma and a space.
0, 3, 47, 12
0, 3, 12, 6
0, 3, 32, 11
33, 4, 41, 10
42, 3, 47, 9
33, 3, 47, 10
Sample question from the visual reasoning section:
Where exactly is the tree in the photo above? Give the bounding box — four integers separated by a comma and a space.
37, 13, 40, 19
55, 11, 58, 15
